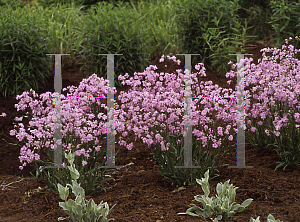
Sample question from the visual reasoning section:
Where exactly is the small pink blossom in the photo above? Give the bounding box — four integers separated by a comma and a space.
274, 131, 280, 137
82, 160, 87, 166
265, 129, 270, 136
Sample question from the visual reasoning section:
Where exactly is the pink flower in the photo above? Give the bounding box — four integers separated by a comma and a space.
274, 131, 280, 137
95, 145, 101, 152
217, 127, 223, 136
265, 129, 270, 136
82, 160, 87, 166
127, 143, 134, 150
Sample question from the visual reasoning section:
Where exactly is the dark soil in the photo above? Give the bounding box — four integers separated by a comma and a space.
1, 4, 300, 220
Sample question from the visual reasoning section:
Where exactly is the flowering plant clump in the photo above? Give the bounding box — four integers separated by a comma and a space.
226, 35, 300, 171
178, 169, 253, 222
9, 75, 118, 196
112, 55, 238, 187
58, 150, 115, 222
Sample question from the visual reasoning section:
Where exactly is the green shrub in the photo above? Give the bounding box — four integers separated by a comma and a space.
0, 4, 52, 98
34, 2, 90, 70
172, 0, 257, 78
74, 0, 156, 88
0, 0, 25, 9
241, 4, 274, 41
268, 0, 300, 49
238, 0, 272, 11
35, 0, 141, 12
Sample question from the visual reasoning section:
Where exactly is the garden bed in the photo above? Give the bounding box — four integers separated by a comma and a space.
1, 40, 300, 222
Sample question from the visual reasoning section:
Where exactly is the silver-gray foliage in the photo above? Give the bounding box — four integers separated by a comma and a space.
250, 214, 284, 222
58, 151, 116, 222
178, 169, 253, 222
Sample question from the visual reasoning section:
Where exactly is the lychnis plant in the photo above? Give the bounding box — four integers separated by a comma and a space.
113, 55, 238, 187
178, 169, 253, 222
226, 36, 300, 171
58, 150, 116, 222
10, 74, 117, 196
